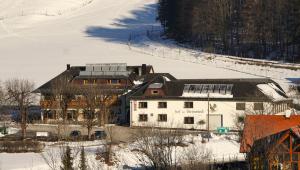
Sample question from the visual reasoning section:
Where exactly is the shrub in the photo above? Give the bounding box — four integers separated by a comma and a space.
0, 140, 44, 153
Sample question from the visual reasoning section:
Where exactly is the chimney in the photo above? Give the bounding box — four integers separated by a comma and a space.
285, 109, 292, 118
142, 64, 147, 75
67, 64, 71, 70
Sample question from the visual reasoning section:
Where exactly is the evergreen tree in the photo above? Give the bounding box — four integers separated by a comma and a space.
157, 0, 300, 63
61, 146, 74, 170
79, 146, 87, 170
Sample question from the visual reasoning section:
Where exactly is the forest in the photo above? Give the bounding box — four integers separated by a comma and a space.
157, 0, 300, 63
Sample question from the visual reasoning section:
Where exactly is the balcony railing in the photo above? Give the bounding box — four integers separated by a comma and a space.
40, 96, 118, 109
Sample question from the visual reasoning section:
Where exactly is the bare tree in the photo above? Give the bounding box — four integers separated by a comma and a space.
49, 77, 77, 139
180, 145, 211, 170
97, 91, 116, 127
79, 85, 99, 140
0, 81, 6, 117
245, 102, 274, 115
5, 78, 35, 139
103, 123, 118, 165
79, 84, 117, 140
0, 81, 4, 105
41, 146, 63, 170
132, 127, 184, 169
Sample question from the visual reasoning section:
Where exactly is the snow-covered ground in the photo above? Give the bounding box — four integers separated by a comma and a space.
0, 134, 244, 170
2, 0, 297, 89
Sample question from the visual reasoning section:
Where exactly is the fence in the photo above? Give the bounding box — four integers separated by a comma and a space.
127, 28, 300, 83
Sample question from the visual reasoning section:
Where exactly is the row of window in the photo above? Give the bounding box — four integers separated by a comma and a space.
138, 114, 195, 124
139, 102, 192, 109
83, 79, 121, 85
236, 102, 264, 111
139, 102, 264, 110
139, 102, 168, 108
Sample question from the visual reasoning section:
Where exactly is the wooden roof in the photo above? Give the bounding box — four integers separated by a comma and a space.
240, 115, 300, 153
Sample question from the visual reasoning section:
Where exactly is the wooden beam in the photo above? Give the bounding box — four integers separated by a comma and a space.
290, 133, 293, 163
267, 131, 290, 156
293, 144, 300, 152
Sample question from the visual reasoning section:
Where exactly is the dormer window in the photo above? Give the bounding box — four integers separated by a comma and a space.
151, 90, 159, 94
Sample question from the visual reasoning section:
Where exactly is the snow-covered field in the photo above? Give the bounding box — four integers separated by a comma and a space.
0, 134, 244, 170
2, 0, 298, 90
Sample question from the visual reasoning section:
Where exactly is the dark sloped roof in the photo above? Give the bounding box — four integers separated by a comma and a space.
33, 66, 84, 93
131, 78, 289, 101
34, 64, 156, 94
136, 73, 176, 83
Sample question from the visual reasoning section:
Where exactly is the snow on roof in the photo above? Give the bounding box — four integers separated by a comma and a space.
182, 92, 233, 98
163, 76, 171, 81
148, 83, 163, 88
133, 80, 143, 85
257, 83, 287, 102
182, 84, 233, 98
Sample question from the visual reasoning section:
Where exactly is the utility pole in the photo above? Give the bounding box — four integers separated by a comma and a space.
207, 93, 210, 142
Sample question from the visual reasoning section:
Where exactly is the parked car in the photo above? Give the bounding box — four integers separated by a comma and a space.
70, 130, 81, 139
92, 130, 107, 140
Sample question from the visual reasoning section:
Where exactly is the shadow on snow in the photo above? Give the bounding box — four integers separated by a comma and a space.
85, 3, 161, 45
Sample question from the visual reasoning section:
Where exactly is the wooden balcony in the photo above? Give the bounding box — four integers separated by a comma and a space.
40, 95, 118, 109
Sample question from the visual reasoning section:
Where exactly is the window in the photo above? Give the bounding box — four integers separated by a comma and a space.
158, 114, 167, 122
158, 102, 167, 108
139, 102, 148, 108
83, 111, 95, 119
151, 90, 159, 94
139, 114, 148, 122
184, 102, 193, 108
110, 79, 120, 84
184, 117, 194, 124
254, 103, 264, 110
236, 103, 246, 110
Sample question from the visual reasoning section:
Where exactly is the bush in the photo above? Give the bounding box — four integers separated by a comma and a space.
0, 140, 44, 153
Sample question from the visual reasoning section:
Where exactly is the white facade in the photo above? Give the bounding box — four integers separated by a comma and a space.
130, 99, 289, 130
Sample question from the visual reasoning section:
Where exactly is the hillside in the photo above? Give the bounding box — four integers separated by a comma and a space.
0, 0, 299, 90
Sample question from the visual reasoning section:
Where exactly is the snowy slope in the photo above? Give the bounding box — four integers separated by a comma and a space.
0, 0, 266, 89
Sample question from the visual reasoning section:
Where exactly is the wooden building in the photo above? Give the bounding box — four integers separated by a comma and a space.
34, 63, 155, 124
240, 115, 300, 170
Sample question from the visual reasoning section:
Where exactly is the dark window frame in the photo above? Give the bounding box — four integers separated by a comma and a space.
139, 114, 148, 122
139, 102, 148, 109
184, 117, 194, 124
158, 102, 167, 108
254, 103, 264, 110
184, 102, 193, 108
158, 114, 167, 122
236, 103, 246, 110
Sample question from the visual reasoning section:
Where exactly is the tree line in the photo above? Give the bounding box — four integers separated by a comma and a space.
157, 0, 300, 62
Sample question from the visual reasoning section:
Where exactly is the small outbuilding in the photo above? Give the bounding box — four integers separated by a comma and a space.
240, 115, 300, 170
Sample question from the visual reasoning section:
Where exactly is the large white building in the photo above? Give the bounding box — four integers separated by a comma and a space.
129, 76, 292, 130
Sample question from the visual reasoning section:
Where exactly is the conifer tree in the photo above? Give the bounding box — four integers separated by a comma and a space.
79, 146, 87, 170
60, 146, 74, 170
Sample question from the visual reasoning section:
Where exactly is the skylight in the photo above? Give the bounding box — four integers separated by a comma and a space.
182, 84, 234, 98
